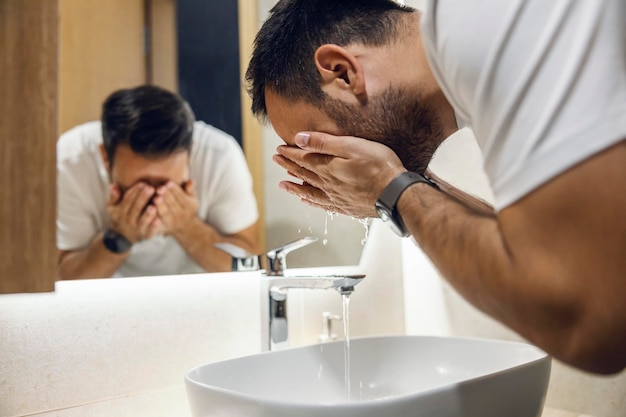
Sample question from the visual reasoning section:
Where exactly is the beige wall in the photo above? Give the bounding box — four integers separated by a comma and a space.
59, 0, 146, 134
59, 0, 178, 135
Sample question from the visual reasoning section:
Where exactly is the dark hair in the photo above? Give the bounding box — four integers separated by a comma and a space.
245, 0, 414, 121
101, 85, 195, 165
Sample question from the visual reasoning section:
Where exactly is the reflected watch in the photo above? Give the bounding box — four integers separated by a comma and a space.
102, 229, 133, 254
375, 171, 438, 238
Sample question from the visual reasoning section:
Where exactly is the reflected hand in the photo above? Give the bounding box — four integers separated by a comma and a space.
274, 132, 406, 218
107, 182, 161, 243
153, 180, 199, 236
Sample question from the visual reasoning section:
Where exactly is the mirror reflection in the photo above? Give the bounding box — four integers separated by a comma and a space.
57, 85, 260, 278
56, 0, 366, 279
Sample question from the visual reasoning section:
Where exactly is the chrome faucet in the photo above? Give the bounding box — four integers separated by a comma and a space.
215, 237, 366, 351
265, 236, 318, 276
214, 236, 318, 275
267, 272, 364, 350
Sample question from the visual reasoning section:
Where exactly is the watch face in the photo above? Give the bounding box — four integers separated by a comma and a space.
375, 171, 430, 238
103, 230, 132, 253
375, 203, 406, 237
375, 204, 391, 222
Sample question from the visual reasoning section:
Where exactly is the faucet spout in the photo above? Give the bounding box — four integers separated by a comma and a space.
216, 237, 366, 351
266, 273, 365, 350
269, 274, 365, 295
266, 237, 318, 276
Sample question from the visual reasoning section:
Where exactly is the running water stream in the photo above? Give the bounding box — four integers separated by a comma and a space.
342, 292, 351, 401
318, 211, 370, 401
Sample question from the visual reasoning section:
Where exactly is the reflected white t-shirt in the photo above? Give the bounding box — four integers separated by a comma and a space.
421, 0, 626, 210
57, 121, 259, 277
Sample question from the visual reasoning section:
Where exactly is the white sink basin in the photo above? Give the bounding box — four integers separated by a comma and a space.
185, 335, 550, 417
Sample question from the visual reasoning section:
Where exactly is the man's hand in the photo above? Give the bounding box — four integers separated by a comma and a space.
153, 180, 199, 236
107, 182, 161, 243
273, 132, 406, 218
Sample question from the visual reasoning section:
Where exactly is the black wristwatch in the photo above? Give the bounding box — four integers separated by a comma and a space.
375, 171, 438, 237
102, 229, 133, 254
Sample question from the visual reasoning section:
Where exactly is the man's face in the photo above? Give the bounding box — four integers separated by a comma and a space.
107, 144, 190, 195
266, 86, 444, 173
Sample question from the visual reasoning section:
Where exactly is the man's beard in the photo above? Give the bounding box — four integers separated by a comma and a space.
321, 87, 444, 173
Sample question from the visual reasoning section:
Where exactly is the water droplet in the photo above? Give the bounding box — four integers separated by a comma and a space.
324, 212, 329, 236
351, 217, 370, 245
322, 239, 328, 246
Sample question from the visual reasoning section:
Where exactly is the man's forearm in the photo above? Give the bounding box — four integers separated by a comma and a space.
173, 218, 251, 273
400, 184, 515, 314
397, 142, 626, 374
397, 183, 591, 369
425, 170, 495, 217
57, 233, 129, 279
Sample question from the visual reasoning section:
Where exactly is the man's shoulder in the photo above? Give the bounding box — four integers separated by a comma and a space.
192, 121, 238, 145
190, 121, 242, 159
189, 121, 250, 195
57, 121, 103, 160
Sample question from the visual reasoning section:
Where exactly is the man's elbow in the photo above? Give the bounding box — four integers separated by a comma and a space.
556, 313, 626, 375
56, 252, 72, 280
561, 343, 625, 375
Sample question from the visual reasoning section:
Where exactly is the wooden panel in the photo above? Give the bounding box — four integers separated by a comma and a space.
148, 0, 178, 91
0, 1, 59, 293
238, 0, 266, 250
59, 0, 146, 134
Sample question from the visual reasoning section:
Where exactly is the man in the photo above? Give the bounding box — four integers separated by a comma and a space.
57, 85, 260, 278
245, 0, 626, 374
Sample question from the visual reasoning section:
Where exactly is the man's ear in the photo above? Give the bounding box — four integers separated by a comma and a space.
99, 143, 111, 172
314, 44, 367, 101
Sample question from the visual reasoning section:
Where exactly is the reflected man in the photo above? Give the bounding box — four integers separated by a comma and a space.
245, 0, 626, 373
57, 85, 260, 278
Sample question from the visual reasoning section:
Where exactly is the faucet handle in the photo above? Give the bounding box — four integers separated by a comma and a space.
214, 242, 262, 272
265, 236, 318, 276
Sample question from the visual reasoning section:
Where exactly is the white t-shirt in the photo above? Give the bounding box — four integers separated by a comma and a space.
57, 121, 259, 277
421, 0, 626, 210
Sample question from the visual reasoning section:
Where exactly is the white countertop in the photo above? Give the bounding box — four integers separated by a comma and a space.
544, 408, 596, 417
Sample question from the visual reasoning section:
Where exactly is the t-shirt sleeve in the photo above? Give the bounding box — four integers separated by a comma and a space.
194, 128, 259, 235
56, 136, 102, 251
423, 0, 626, 211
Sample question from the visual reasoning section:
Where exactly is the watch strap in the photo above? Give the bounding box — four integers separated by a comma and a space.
376, 171, 438, 237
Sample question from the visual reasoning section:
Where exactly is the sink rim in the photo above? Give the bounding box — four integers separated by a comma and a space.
185, 334, 550, 408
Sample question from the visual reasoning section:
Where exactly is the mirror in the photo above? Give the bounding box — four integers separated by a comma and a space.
55, 0, 367, 280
